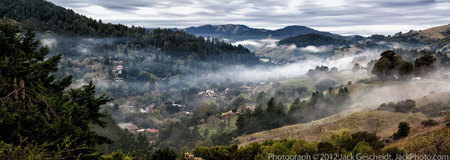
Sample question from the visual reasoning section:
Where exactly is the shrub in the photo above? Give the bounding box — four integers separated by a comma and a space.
192, 147, 213, 160
384, 147, 405, 160
150, 148, 178, 160
421, 119, 438, 127
393, 122, 410, 139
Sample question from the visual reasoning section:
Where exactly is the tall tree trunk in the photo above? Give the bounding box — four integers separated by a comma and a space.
20, 79, 25, 99
13, 77, 18, 99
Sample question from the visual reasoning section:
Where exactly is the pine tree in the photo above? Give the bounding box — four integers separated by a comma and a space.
0, 19, 110, 158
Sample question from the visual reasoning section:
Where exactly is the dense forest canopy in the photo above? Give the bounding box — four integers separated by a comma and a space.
0, 0, 147, 37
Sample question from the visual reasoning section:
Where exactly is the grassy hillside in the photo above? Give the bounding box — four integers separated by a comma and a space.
236, 110, 428, 146
385, 126, 449, 154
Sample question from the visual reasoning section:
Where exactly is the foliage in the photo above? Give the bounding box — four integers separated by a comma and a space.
371, 50, 412, 80
352, 141, 374, 154
0, 137, 86, 159
393, 122, 410, 139
0, 19, 110, 158
150, 29, 260, 64
149, 148, 178, 160
192, 147, 213, 160
0, 0, 147, 37
413, 102, 450, 117
414, 55, 436, 76
237, 87, 350, 135
378, 99, 415, 113
421, 119, 438, 127
101, 150, 134, 160
383, 147, 405, 160
278, 33, 351, 47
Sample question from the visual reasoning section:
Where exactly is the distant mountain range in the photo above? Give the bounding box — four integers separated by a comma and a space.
177, 24, 346, 40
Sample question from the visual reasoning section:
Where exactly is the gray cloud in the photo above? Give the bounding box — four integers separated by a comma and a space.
48, 0, 450, 35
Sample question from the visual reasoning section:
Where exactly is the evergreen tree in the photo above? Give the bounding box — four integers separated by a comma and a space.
0, 19, 110, 158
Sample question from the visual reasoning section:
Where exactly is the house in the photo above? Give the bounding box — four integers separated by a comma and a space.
139, 105, 154, 113
116, 65, 123, 70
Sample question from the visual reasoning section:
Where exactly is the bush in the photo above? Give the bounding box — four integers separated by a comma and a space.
393, 122, 410, 139
317, 142, 337, 153
150, 148, 178, 160
192, 147, 213, 160
352, 141, 374, 154
384, 147, 405, 160
421, 119, 438, 127
377, 99, 415, 113
351, 132, 384, 150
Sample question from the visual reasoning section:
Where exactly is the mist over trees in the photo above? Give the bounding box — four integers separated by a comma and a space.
236, 87, 351, 135
371, 50, 442, 81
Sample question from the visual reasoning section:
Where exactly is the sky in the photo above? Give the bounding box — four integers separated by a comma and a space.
48, 0, 450, 36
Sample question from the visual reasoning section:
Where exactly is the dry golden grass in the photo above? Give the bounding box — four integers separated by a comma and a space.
385, 125, 449, 154
237, 110, 428, 147
405, 24, 450, 41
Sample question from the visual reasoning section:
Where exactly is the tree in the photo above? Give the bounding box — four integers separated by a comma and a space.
372, 50, 409, 81
415, 55, 436, 76
150, 148, 178, 160
317, 142, 337, 153
352, 141, 374, 154
0, 19, 110, 158
398, 61, 414, 78
192, 147, 213, 160
372, 58, 392, 80
393, 122, 410, 139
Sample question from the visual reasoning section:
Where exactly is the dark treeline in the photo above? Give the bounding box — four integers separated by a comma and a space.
278, 33, 354, 47
0, 0, 147, 37
236, 88, 351, 135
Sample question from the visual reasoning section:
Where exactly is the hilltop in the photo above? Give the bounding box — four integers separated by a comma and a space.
181, 24, 343, 39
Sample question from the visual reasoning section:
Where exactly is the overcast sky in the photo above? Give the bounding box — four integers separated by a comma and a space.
48, 0, 449, 36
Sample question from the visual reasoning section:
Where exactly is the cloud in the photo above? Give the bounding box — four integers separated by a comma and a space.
299, 45, 330, 53
232, 38, 278, 51
47, 0, 450, 35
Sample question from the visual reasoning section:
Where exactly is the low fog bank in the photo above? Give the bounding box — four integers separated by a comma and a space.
189, 49, 381, 83
353, 71, 450, 108
230, 38, 278, 51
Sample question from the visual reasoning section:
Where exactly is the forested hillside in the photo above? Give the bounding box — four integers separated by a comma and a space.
0, 0, 260, 65
0, 0, 147, 37
183, 24, 342, 39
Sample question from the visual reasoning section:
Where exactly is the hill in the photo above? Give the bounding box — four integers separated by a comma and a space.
385, 126, 449, 154
236, 110, 428, 146
182, 24, 343, 39
399, 24, 450, 52
0, 0, 261, 64
366, 24, 450, 52
277, 33, 352, 47
0, 0, 147, 37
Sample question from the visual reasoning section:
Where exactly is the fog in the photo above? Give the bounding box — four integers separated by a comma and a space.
299, 45, 331, 53
191, 48, 381, 83
353, 71, 450, 108
231, 38, 278, 51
